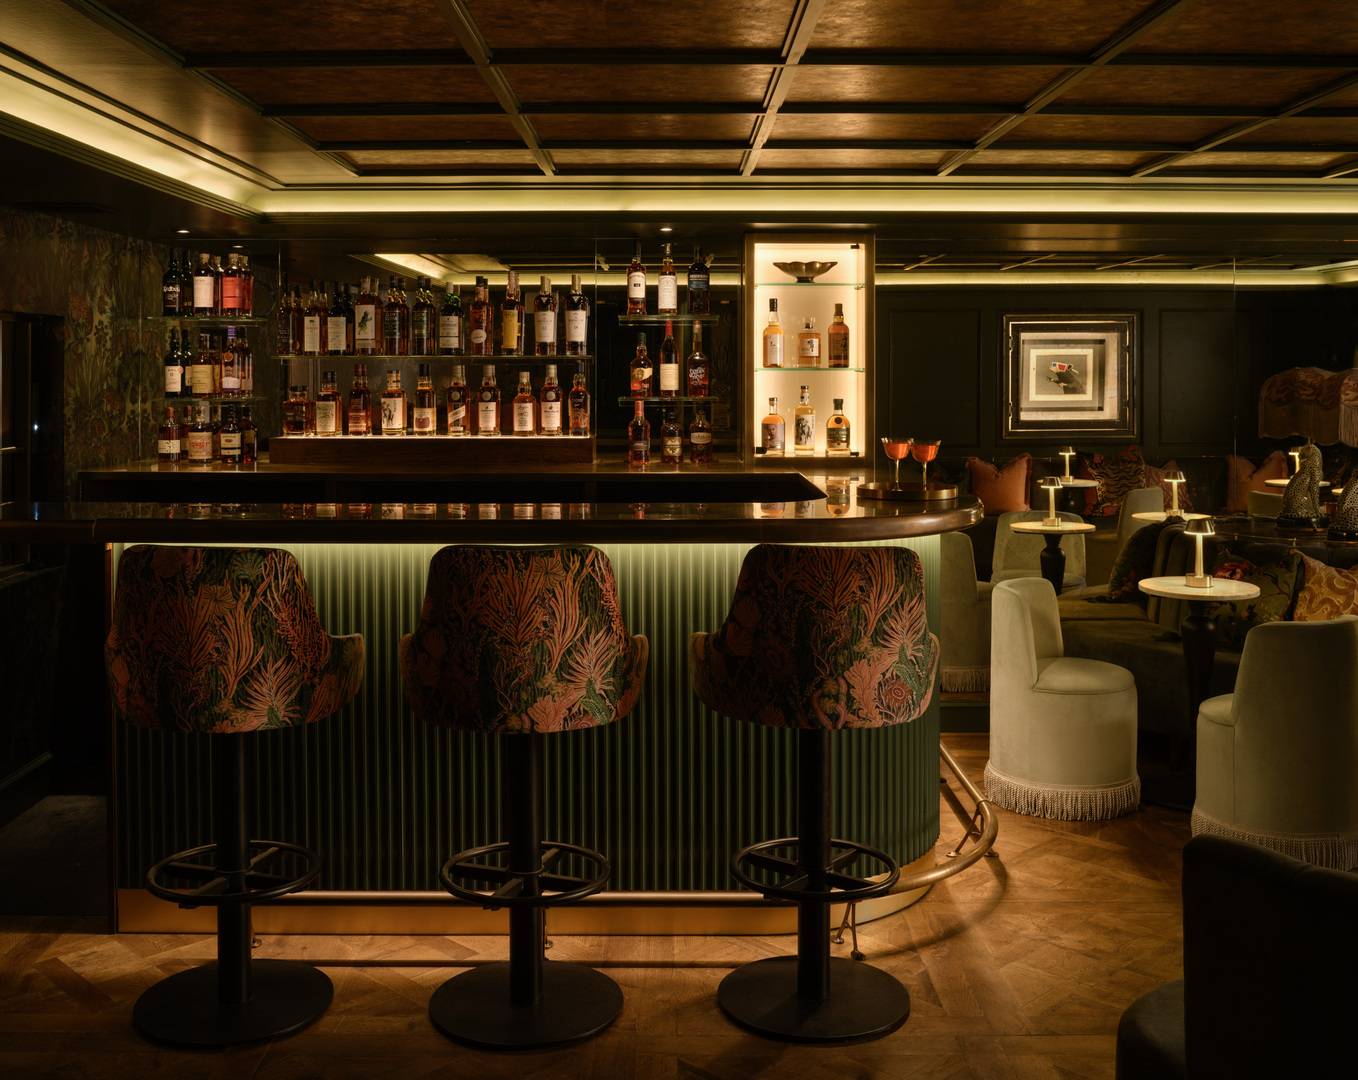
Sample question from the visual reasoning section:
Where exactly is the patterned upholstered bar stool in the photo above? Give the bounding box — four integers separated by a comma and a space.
691, 544, 939, 1043
400, 545, 648, 1050
105, 545, 364, 1047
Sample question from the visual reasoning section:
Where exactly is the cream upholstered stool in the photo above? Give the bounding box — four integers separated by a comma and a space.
986, 578, 1139, 819
992, 509, 1089, 591
1193, 616, 1358, 871
940, 530, 992, 692
105, 546, 365, 1046
691, 544, 939, 1044
400, 545, 648, 1050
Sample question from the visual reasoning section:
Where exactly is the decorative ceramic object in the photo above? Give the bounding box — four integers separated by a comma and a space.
773, 260, 837, 283
1328, 479, 1358, 540
1278, 442, 1327, 531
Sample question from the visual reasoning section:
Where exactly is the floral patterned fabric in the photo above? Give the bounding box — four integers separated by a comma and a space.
1294, 554, 1358, 621
106, 546, 364, 733
690, 545, 938, 731
1107, 520, 1170, 603
1080, 446, 1146, 518
1144, 460, 1195, 514
1211, 547, 1304, 649
400, 546, 648, 734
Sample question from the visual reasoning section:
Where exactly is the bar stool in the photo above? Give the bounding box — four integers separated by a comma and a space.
105, 545, 365, 1047
691, 544, 939, 1043
400, 544, 648, 1050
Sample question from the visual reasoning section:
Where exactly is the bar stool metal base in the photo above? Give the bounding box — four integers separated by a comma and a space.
132, 959, 333, 1048
428, 960, 623, 1050
718, 956, 909, 1044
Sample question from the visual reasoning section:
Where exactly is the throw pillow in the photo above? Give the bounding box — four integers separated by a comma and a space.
966, 453, 1031, 513
1145, 460, 1195, 514
1106, 520, 1170, 603
1081, 445, 1146, 517
1224, 452, 1288, 513
1294, 554, 1358, 620
1211, 547, 1304, 648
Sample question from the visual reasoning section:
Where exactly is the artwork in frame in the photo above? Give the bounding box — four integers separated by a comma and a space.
1002, 313, 1137, 441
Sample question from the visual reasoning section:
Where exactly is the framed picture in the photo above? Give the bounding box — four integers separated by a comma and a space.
1002, 313, 1137, 441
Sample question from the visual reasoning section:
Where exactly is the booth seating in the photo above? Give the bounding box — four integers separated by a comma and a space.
940, 531, 992, 692
991, 510, 1089, 591
987, 578, 1139, 820
1116, 835, 1358, 1079
1114, 487, 1166, 556
1193, 616, 1358, 871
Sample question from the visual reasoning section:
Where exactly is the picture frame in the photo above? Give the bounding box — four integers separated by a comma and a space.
1002, 313, 1137, 441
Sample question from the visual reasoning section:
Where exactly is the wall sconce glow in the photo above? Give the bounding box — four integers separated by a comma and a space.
659, 226, 673, 233
176, 229, 190, 235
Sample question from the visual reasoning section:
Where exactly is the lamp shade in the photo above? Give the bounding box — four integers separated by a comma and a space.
1039, 476, 1063, 491
1185, 516, 1215, 537
1164, 469, 1186, 485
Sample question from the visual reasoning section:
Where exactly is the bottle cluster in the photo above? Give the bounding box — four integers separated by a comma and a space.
625, 403, 714, 469
627, 320, 709, 398
760, 389, 852, 457
279, 272, 591, 358
162, 328, 254, 397
157, 400, 257, 468
624, 242, 711, 317
761, 300, 851, 368
161, 249, 255, 318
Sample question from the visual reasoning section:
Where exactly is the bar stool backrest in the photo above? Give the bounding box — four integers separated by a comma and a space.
106, 545, 365, 734
400, 544, 648, 734
690, 544, 938, 730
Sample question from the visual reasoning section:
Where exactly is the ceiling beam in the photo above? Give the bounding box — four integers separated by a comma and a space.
182, 49, 473, 69
740, 0, 826, 176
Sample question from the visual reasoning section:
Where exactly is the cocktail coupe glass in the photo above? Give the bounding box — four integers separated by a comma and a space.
880, 436, 914, 489
912, 439, 942, 490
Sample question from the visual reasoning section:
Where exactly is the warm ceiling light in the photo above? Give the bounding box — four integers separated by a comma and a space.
659, 226, 673, 233
175, 228, 190, 234
232, 243, 243, 249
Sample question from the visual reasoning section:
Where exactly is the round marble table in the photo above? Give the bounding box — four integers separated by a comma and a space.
1264, 477, 1329, 488
1131, 510, 1209, 523
1009, 519, 1097, 595
1056, 476, 1097, 514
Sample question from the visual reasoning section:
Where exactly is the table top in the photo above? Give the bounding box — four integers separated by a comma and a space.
1009, 519, 1097, 535
1056, 477, 1098, 488
1138, 575, 1261, 601
1264, 477, 1329, 488
1131, 510, 1210, 522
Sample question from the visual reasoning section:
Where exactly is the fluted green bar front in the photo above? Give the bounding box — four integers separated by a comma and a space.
117, 538, 941, 892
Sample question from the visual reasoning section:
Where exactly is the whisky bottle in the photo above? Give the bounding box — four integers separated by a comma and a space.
157, 406, 181, 463
763, 298, 784, 368
797, 316, 821, 367
793, 385, 815, 455
826, 397, 851, 455
239, 405, 257, 463
500, 271, 524, 356
568, 369, 590, 436
626, 240, 646, 316
439, 283, 463, 354
380, 369, 407, 435
761, 396, 785, 456
303, 280, 324, 355
192, 252, 215, 316
657, 242, 677, 315
163, 329, 183, 396
565, 274, 589, 355
687, 245, 710, 315
221, 253, 245, 317
240, 254, 253, 316
629, 332, 653, 397
660, 408, 682, 464
539, 363, 563, 435
445, 363, 469, 436
210, 255, 224, 315
221, 327, 241, 396
689, 406, 713, 465
284, 385, 312, 435
186, 402, 214, 465
511, 370, 536, 436
188, 332, 215, 396
411, 276, 436, 355
383, 277, 410, 356
658, 320, 679, 398
218, 404, 242, 465
627, 400, 650, 468
354, 275, 381, 355
413, 362, 436, 434
162, 252, 182, 316
468, 276, 492, 356
315, 369, 341, 436
477, 364, 501, 436
347, 362, 372, 435
828, 302, 850, 369
328, 283, 351, 355
534, 275, 557, 355
686, 320, 708, 397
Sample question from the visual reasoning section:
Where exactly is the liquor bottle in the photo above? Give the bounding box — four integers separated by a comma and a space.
476, 364, 501, 436
157, 406, 181, 463
533, 275, 557, 355
793, 384, 816, 455
315, 369, 341, 436
210, 255, 224, 315
627, 400, 650, 468
328, 283, 351, 355
686, 320, 708, 396
284, 385, 312, 435
660, 408, 682, 464
797, 316, 821, 366
275, 277, 295, 353
445, 363, 470, 436
761, 396, 785, 456
411, 276, 436, 355
347, 362, 373, 435
290, 285, 305, 355
689, 406, 713, 465
568, 369, 590, 436
162, 251, 182, 316
500, 271, 524, 356
236, 330, 253, 394
221, 327, 241, 395
177, 403, 191, 448
826, 397, 851, 455
511, 370, 535, 436
539, 363, 563, 435
763, 298, 783, 368
218, 405, 242, 465
413, 362, 436, 435
192, 252, 215, 316
163, 329, 183, 396
303, 281, 324, 355
626, 240, 646, 316
658, 320, 679, 398
240, 254, 253, 315
687, 246, 710, 315
354, 275, 381, 355
178, 249, 195, 315
380, 369, 407, 435
383, 277, 410, 356
828, 302, 850, 369
657, 242, 678, 315
239, 405, 257, 464
186, 402, 214, 465
221, 253, 245, 316
439, 283, 463, 355
629, 332, 652, 397
187, 332, 215, 396
468, 276, 492, 356
565, 274, 589, 355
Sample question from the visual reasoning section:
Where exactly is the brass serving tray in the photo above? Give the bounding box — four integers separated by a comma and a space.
857, 481, 959, 502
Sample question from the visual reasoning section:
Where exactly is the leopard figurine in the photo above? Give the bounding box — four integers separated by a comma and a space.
1328, 476, 1358, 540
1278, 442, 1327, 531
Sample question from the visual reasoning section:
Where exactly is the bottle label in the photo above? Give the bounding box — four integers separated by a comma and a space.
439, 314, 461, 349
327, 316, 347, 349
765, 335, 783, 367
383, 309, 402, 345
157, 438, 180, 455
192, 277, 214, 310
688, 269, 709, 292
658, 275, 677, 311
162, 285, 180, 313
541, 503, 562, 520
800, 335, 820, 359
414, 406, 436, 432
348, 404, 371, 435
762, 422, 784, 452
663, 436, 682, 458
315, 400, 338, 434
164, 365, 183, 393
627, 271, 645, 300
413, 310, 433, 342
829, 333, 849, 366
687, 365, 707, 393
828, 425, 849, 449
448, 395, 467, 430
630, 441, 648, 458
381, 398, 405, 432
566, 310, 587, 343
795, 416, 815, 448
501, 312, 520, 352
541, 401, 562, 429
478, 401, 498, 430
303, 315, 321, 354
534, 310, 556, 344
659, 364, 679, 392
691, 431, 712, 445
189, 364, 214, 395
471, 327, 488, 349
187, 431, 213, 460
355, 304, 377, 345
221, 368, 240, 391
513, 401, 534, 433
222, 278, 242, 309
220, 432, 241, 451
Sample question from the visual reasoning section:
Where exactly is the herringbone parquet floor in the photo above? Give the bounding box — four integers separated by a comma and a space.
0, 734, 1189, 1079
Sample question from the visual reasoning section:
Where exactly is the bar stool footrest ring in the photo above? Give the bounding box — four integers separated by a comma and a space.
145, 839, 321, 909
441, 839, 609, 909
732, 837, 899, 903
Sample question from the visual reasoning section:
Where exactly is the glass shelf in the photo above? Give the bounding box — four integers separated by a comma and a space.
134, 315, 269, 326
275, 353, 594, 363
755, 366, 865, 373
160, 395, 262, 404
754, 282, 866, 289
617, 314, 720, 326
616, 396, 720, 406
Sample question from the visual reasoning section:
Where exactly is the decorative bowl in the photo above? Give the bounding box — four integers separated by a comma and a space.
773, 260, 837, 283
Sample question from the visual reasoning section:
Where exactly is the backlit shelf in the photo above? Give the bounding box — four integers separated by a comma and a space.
754, 282, 866, 289
755, 366, 865, 373
616, 396, 720, 406
274, 353, 594, 363
133, 315, 269, 326
617, 314, 720, 326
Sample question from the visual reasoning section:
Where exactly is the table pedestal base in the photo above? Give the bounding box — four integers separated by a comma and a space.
1039, 534, 1066, 595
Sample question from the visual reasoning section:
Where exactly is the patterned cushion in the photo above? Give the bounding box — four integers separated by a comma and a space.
1210, 547, 1304, 649
1294, 554, 1358, 621
1081, 446, 1147, 517
401, 545, 647, 733
106, 546, 365, 733
1107, 520, 1170, 603
690, 545, 938, 730
1144, 460, 1194, 514
965, 453, 1031, 513
1225, 452, 1289, 514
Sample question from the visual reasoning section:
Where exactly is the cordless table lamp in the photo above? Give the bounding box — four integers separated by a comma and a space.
1039, 475, 1063, 527
1185, 517, 1215, 588
1164, 469, 1186, 518
1058, 446, 1076, 481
